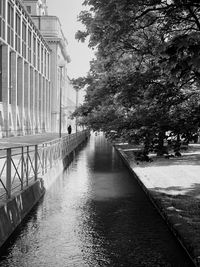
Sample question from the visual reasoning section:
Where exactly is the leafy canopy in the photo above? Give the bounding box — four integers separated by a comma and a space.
73, 0, 200, 151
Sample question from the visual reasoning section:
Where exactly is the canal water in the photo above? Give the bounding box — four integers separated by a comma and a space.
0, 133, 195, 267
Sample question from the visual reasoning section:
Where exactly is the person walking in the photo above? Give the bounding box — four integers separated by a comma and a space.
67, 125, 72, 135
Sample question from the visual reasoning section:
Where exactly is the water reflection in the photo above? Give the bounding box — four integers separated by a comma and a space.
0, 133, 195, 267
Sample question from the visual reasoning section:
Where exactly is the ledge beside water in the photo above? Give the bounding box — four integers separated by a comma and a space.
115, 143, 200, 267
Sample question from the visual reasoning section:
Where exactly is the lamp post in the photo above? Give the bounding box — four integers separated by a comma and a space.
59, 63, 65, 138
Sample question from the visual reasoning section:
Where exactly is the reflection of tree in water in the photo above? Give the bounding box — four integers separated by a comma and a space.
87, 135, 124, 173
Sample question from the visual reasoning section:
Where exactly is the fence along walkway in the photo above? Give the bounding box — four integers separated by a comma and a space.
0, 131, 89, 202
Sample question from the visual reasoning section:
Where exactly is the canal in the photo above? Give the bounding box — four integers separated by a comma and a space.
0, 133, 195, 266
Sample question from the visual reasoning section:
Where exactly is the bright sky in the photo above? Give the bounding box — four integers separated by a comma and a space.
47, 0, 94, 78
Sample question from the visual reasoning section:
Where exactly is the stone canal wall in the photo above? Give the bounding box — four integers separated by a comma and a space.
115, 148, 197, 267
0, 179, 45, 248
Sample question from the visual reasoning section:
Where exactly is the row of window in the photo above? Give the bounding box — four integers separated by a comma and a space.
0, 0, 50, 78
0, 46, 50, 106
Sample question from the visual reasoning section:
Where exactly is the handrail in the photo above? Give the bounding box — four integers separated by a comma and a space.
0, 130, 89, 202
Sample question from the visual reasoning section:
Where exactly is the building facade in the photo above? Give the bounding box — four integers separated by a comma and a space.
0, 0, 51, 137
23, 0, 76, 134
0, 0, 76, 137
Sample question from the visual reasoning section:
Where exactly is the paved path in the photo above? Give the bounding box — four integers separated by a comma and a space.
0, 133, 62, 149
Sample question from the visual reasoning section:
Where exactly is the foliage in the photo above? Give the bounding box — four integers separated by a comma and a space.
72, 0, 200, 155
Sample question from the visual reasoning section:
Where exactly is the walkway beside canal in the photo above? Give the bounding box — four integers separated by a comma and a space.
0, 133, 63, 148
116, 142, 200, 266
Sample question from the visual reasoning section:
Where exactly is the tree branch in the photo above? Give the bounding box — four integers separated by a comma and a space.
187, 6, 200, 31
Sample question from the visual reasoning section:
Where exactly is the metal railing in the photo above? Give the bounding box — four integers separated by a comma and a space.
0, 130, 89, 201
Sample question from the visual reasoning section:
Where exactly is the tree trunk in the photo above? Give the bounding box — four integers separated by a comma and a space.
157, 131, 166, 156
174, 133, 181, 154
144, 133, 151, 155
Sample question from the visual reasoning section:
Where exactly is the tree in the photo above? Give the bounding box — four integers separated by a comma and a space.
73, 0, 200, 155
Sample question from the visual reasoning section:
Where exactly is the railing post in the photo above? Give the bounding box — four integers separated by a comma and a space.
21, 147, 24, 190
35, 145, 38, 181
49, 146, 52, 168
44, 144, 47, 173
6, 148, 12, 199
59, 140, 61, 159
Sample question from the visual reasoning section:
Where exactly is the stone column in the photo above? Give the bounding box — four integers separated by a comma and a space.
10, 51, 17, 135
30, 67, 34, 133
24, 62, 30, 134
34, 71, 39, 133
46, 80, 49, 131
38, 74, 42, 131
50, 44, 58, 132
17, 57, 24, 135
1, 45, 9, 137
41, 76, 44, 133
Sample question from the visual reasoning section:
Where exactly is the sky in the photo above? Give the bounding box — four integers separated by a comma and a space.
47, 0, 94, 78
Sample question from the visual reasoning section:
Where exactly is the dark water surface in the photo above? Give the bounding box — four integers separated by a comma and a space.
0, 134, 194, 267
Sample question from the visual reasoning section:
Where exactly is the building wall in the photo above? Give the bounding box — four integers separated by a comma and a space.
63, 76, 76, 133
0, 0, 77, 137
22, 0, 47, 16
0, 0, 51, 137
31, 14, 76, 134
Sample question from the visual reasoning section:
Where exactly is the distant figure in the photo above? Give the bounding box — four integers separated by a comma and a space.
67, 125, 72, 135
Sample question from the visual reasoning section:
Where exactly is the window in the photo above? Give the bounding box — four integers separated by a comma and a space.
0, 0, 5, 39
35, 70, 37, 104
46, 80, 49, 108
0, 0, 5, 19
22, 20, 27, 58
47, 53, 50, 79
17, 57, 21, 105
0, 46, 2, 102
39, 74, 42, 116
33, 35, 36, 67
30, 66, 33, 109
7, 1, 14, 47
37, 41, 40, 71
15, 12, 21, 53
43, 77, 45, 111
26, 6, 31, 14
41, 46, 44, 74
44, 50, 47, 76
9, 51, 12, 104
28, 28, 32, 62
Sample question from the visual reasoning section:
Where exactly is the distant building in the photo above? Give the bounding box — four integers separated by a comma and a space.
0, 0, 77, 137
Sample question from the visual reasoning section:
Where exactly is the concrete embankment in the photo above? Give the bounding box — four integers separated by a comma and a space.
0, 179, 45, 248
115, 146, 199, 267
